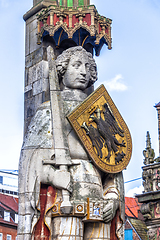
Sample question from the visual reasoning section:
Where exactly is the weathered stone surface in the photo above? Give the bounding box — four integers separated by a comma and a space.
52, 217, 83, 239
25, 13, 40, 56
25, 47, 43, 68
24, 84, 32, 93
29, 60, 47, 83
23, 101, 52, 148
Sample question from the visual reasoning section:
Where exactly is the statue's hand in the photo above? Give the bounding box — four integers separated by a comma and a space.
42, 165, 72, 192
103, 199, 119, 223
54, 169, 73, 192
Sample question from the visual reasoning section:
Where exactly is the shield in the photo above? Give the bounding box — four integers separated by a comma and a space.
67, 85, 132, 173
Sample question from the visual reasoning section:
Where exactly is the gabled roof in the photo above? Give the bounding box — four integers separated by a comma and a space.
0, 216, 18, 227
125, 197, 148, 240
125, 197, 142, 218
155, 102, 160, 108
0, 202, 10, 211
128, 218, 148, 240
0, 193, 18, 212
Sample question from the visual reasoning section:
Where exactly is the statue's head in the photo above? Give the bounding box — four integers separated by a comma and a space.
56, 46, 97, 90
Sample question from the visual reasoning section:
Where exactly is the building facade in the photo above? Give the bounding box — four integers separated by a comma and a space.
0, 170, 18, 197
0, 170, 18, 240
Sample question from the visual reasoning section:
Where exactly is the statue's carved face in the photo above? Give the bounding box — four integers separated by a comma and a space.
62, 52, 90, 90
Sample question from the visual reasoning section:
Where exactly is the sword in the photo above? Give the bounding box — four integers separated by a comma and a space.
47, 46, 73, 214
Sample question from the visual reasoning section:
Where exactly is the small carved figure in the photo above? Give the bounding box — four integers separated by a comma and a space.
142, 169, 153, 192
156, 203, 160, 215
148, 228, 157, 240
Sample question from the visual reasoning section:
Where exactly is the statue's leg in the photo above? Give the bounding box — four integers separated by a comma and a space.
52, 217, 83, 240
84, 222, 111, 240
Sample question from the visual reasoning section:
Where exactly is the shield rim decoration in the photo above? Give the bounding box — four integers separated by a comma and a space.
67, 84, 132, 173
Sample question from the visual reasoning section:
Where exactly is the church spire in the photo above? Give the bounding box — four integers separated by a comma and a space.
146, 131, 151, 149
143, 131, 155, 165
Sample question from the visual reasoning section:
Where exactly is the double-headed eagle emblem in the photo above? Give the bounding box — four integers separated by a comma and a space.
67, 85, 132, 173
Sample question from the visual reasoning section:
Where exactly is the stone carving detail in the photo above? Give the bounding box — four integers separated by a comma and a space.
148, 228, 157, 240
141, 132, 160, 193
18, 46, 125, 240
142, 166, 160, 192
142, 169, 153, 192
141, 203, 152, 220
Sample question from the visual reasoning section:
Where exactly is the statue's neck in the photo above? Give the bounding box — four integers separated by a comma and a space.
61, 87, 88, 102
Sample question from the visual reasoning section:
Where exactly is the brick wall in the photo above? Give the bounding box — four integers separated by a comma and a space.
0, 225, 17, 240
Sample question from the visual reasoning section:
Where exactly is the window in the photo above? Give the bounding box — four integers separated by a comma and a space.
4, 211, 10, 221
125, 229, 133, 240
0, 176, 3, 184
7, 235, 11, 240
15, 214, 18, 224
0, 233, 2, 240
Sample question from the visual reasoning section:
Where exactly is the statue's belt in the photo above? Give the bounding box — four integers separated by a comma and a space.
52, 198, 108, 222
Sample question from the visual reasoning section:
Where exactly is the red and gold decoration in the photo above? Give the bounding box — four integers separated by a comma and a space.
36, 3, 112, 56
32, 184, 57, 240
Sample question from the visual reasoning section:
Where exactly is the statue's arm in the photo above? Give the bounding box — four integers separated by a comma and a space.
102, 172, 124, 223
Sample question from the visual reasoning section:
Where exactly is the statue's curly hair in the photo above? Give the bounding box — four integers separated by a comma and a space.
55, 46, 98, 88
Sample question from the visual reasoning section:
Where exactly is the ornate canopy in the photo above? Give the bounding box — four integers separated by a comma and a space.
37, 0, 112, 56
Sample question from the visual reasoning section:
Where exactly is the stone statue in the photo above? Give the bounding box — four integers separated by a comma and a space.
18, 46, 125, 240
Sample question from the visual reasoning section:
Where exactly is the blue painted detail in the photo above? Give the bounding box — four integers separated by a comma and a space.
93, 206, 100, 216
83, 35, 96, 47
42, 30, 51, 38
0, 176, 3, 184
125, 229, 133, 240
54, 27, 68, 46
71, 28, 91, 46
41, 27, 108, 56
95, 37, 107, 56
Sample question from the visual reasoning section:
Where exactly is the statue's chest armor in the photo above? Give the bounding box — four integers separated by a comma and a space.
62, 95, 89, 160
70, 159, 102, 200
61, 91, 103, 200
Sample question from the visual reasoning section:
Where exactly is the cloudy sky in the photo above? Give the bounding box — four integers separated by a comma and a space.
0, 0, 160, 196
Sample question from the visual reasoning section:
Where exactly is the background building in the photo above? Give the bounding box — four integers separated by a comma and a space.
0, 170, 18, 240
0, 170, 18, 197
136, 104, 160, 239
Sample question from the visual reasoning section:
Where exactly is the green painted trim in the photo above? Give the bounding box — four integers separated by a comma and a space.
67, 0, 73, 7
60, 0, 63, 5
78, 0, 84, 6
